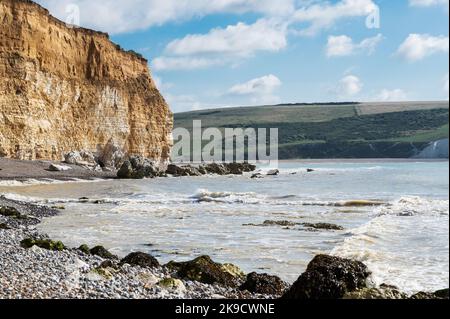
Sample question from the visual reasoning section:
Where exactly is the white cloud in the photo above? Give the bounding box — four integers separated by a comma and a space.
336, 75, 363, 97
376, 89, 408, 101
228, 74, 282, 104
326, 34, 383, 57
292, 0, 378, 36
409, 0, 449, 7
152, 57, 224, 71
397, 34, 449, 62
35, 0, 295, 34
165, 19, 287, 57
153, 19, 287, 70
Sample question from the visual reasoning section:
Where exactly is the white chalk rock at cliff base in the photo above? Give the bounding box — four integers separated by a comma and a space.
48, 164, 73, 172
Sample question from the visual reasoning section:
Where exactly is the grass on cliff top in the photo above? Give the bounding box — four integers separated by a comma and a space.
174, 101, 449, 147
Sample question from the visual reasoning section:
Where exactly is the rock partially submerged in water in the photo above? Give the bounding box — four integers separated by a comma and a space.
166, 255, 244, 288
120, 252, 160, 269
302, 223, 344, 231
244, 220, 301, 227
240, 272, 288, 296
166, 162, 257, 177
282, 254, 371, 299
336, 200, 385, 207
266, 169, 280, 176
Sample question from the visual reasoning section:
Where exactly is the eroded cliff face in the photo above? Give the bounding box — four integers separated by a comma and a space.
0, 0, 173, 162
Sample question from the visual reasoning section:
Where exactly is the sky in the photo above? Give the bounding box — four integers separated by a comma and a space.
36, 0, 449, 113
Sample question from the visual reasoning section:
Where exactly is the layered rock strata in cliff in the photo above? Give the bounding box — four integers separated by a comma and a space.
0, 0, 173, 163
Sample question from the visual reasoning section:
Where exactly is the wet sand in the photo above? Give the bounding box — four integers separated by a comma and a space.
0, 158, 116, 181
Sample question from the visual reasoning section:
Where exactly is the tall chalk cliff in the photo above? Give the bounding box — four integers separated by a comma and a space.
0, 0, 173, 162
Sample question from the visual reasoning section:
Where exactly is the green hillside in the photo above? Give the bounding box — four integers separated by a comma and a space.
174, 101, 449, 159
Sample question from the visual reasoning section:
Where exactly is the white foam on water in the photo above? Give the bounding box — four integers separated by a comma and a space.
332, 196, 449, 294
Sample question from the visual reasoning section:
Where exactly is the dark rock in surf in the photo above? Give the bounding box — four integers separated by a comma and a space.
282, 255, 371, 299
302, 223, 344, 231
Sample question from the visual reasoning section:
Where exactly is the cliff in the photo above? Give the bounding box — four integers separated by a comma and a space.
0, 0, 173, 163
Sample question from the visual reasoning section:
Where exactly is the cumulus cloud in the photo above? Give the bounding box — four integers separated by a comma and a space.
228, 75, 282, 104
336, 75, 363, 97
291, 0, 378, 36
35, 0, 295, 34
326, 34, 383, 57
409, 0, 449, 7
376, 89, 408, 101
165, 19, 287, 57
153, 19, 287, 71
397, 34, 449, 61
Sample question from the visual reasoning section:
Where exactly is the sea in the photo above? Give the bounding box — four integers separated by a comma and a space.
1, 160, 448, 294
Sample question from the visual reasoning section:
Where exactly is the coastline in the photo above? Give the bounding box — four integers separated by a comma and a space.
2, 195, 448, 299
1, 160, 449, 299
0, 196, 274, 299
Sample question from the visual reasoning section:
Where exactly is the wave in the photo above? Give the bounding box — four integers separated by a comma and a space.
332, 196, 449, 293
0, 178, 106, 187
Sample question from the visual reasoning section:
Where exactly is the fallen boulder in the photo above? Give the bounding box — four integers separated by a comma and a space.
117, 156, 160, 179
48, 164, 72, 172
282, 255, 371, 299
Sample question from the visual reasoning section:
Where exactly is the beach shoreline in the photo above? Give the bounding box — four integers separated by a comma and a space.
0, 158, 117, 182
1, 158, 448, 300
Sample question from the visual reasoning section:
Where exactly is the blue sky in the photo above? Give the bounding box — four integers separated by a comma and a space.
37, 0, 449, 113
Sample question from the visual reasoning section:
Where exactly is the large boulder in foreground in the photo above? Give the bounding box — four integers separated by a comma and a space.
166, 255, 244, 288
282, 255, 371, 299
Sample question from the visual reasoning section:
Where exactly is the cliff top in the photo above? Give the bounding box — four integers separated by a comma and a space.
3, 0, 148, 62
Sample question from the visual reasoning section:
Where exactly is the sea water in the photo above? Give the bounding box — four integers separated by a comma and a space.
1, 160, 448, 294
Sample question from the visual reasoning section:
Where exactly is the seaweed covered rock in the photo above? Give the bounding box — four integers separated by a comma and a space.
89, 246, 118, 260
343, 284, 408, 299
167, 255, 243, 288
410, 288, 449, 299
78, 244, 91, 255
0, 206, 26, 219
166, 164, 203, 177
20, 238, 66, 251
120, 252, 160, 268
302, 223, 344, 231
240, 272, 288, 296
117, 156, 161, 179
282, 255, 371, 299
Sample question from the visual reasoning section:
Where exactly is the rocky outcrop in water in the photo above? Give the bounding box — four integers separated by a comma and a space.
0, 0, 172, 163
